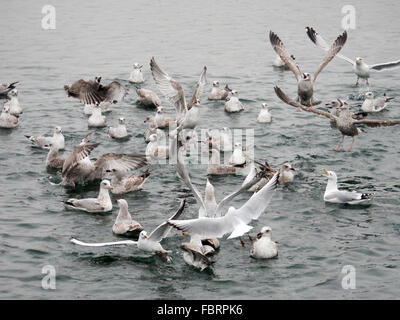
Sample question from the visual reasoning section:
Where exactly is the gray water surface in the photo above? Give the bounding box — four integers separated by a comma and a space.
0, 0, 399, 299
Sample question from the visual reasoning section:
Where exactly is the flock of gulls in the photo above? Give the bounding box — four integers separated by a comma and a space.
2, 26, 400, 272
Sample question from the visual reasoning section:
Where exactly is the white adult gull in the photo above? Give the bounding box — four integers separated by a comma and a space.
25, 126, 65, 150
64, 179, 113, 213
306, 27, 400, 86
71, 200, 186, 261
150, 57, 207, 129
168, 172, 279, 241
208, 81, 231, 100
88, 105, 107, 127
321, 168, 373, 204
108, 117, 128, 139
270, 29, 347, 106
129, 63, 144, 84
112, 199, 144, 237
250, 226, 278, 259
257, 103, 272, 123
361, 92, 394, 113
224, 90, 244, 113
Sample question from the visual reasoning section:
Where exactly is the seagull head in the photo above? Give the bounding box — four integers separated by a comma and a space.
54, 126, 62, 134
118, 117, 126, 125
2, 105, 10, 113
257, 226, 272, 239
100, 179, 113, 190
261, 102, 268, 109
149, 134, 158, 142
8, 88, 18, 97
156, 106, 164, 114
139, 230, 148, 240
325, 100, 341, 108
321, 168, 337, 181
117, 199, 128, 209
230, 90, 239, 97
212, 81, 220, 87
302, 73, 311, 81
355, 57, 363, 65
133, 63, 142, 69
281, 163, 295, 172
365, 92, 374, 100
95, 76, 102, 84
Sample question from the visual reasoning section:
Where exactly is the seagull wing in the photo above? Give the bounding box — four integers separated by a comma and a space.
168, 173, 279, 239
306, 27, 354, 65
353, 119, 400, 127
93, 153, 147, 178
269, 31, 302, 81
313, 30, 347, 80
68, 79, 104, 105
370, 60, 400, 71
150, 57, 187, 117
187, 66, 207, 110
274, 86, 336, 120
148, 199, 186, 242
71, 238, 137, 247
62, 143, 99, 176
101, 81, 128, 103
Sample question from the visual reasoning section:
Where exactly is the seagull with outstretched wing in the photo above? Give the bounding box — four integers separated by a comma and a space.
306, 27, 400, 86
269, 29, 347, 107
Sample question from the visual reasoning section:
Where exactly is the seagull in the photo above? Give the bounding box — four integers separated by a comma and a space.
146, 133, 170, 160
229, 142, 248, 166
361, 92, 394, 113
257, 103, 272, 123
61, 141, 147, 187
273, 54, 296, 70
144, 120, 165, 143
112, 199, 144, 237
25, 126, 65, 150
108, 118, 128, 139
150, 57, 207, 129
64, 77, 128, 105
46, 144, 66, 170
250, 226, 278, 259
168, 172, 279, 240
224, 90, 244, 112
71, 200, 186, 261
64, 180, 113, 213
208, 81, 231, 100
4, 89, 22, 116
205, 128, 232, 152
153, 106, 176, 128
306, 27, 400, 86
180, 234, 214, 271
109, 169, 150, 194
88, 105, 107, 127
274, 86, 400, 151
0, 105, 19, 128
129, 63, 144, 84
321, 169, 373, 204
136, 87, 162, 107
270, 30, 347, 106
0, 81, 18, 99
83, 101, 113, 116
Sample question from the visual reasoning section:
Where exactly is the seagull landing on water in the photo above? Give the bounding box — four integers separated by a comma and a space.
71, 200, 186, 261
321, 169, 373, 205
270, 29, 347, 107
306, 27, 400, 86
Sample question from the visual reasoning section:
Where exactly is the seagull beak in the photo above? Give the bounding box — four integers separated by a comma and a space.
182, 232, 188, 236
321, 168, 328, 176
110, 186, 114, 190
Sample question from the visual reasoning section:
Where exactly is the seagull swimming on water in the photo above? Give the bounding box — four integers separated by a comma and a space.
321, 169, 373, 204
0, 81, 18, 99
306, 27, 400, 86
108, 117, 128, 139
71, 200, 186, 261
129, 63, 144, 84
208, 81, 231, 100
274, 86, 400, 151
361, 92, 394, 113
250, 226, 278, 259
270, 29, 347, 106
25, 126, 65, 150
112, 199, 144, 237
0, 105, 19, 128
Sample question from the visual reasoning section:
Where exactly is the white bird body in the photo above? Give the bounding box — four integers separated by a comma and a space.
136, 88, 161, 107
208, 81, 231, 100
0, 105, 19, 128
108, 118, 128, 139
250, 226, 278, 259
112, 199, 143, 236
361, 92, 393, 112
25, 126, 65, 150
146, 134, 169, 160
224, 91, 244, 113
229, 143, 246, 166
257, 103, 272, 123
129, 63, 144, 83
88, 106, 107, 127
64, 180, 113, 212
322, 169, 373, 204
5, 89, 22, 116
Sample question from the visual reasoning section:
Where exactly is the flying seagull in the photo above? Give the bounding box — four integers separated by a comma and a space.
274, 86, 400, 151
269, 30, 347, 106
306, 27, 400, 86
